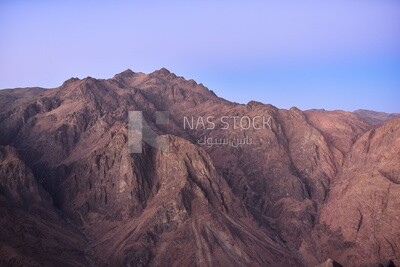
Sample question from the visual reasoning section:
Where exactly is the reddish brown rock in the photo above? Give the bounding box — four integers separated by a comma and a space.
0, 146, 89, 266
317, 118, 400, 266
0, 68, 399, 266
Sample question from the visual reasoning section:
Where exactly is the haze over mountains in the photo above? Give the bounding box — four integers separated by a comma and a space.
0, 68, 399, 267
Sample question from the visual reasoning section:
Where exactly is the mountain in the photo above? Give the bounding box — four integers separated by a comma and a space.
0, 68, 399, 266
353, 109, 400, 127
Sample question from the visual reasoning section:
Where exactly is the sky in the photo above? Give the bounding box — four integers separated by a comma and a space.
1, 1, 399, 112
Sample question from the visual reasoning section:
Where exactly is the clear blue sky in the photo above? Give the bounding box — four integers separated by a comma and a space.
1, 1, 399, 112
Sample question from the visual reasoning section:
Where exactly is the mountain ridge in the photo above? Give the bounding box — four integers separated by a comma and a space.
2, 68, 399, 117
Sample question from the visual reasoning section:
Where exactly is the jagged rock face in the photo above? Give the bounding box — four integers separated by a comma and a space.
0, 146, 89, 267
0, 146, 44, 205
0, 68, 399, 266
317, 118, 400, 266
81, 135, 296, 266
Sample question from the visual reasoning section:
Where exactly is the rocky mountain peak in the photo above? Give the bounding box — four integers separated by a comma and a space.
62, 77, 81, 87
151, 67, 177, 79
112, 68, 136, 80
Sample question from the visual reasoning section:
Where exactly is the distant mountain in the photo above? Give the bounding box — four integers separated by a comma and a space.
354, 109, 400, 126
0, 69, 399, 266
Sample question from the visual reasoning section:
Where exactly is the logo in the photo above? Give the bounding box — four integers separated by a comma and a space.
128, 111, 169, 153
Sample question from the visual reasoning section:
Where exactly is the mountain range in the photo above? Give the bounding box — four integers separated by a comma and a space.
0, 68, 399, 267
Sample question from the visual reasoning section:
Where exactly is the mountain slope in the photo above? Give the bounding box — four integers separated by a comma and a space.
0, 146, 89, 267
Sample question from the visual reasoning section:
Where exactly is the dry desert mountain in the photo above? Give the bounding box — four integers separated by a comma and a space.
0, 68, 399, 267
